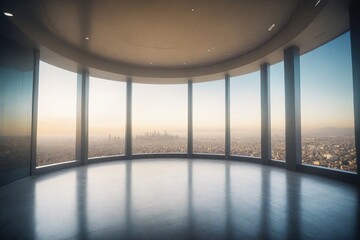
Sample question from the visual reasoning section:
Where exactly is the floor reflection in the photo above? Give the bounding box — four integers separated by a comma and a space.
286, 172, 301, 239
187, 158, 194, 239
35, 172, 78, 239
76, 168, 87, 239
357, 190, 360, 238
192, 160, 227, 239
259, 167, 270, 239
0, 159, 359, 239
225, 161, 233, 239
125, 160, 133, 238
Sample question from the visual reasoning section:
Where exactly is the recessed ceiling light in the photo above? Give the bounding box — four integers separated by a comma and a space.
191, 8, 195, 12
315, 0, 321, 6
183, 62, 187, 65
207, 49, 212, 52
85, 37, 90, 40
149, 61, 152, 65
268, 24, 276, 31
4, 12, 13, 17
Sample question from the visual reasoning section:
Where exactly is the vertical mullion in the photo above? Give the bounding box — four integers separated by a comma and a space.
30, 49, 40, 174
349, 2, 360, 181
225, 75, 231, 158
76, 69, 89, 165
126, 78, 132, 158
188, 80, 193, 157
261, 63, 271, 165
284, 46, 301, 171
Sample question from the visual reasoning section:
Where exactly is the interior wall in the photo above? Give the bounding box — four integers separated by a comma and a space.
0, 34, 34, 186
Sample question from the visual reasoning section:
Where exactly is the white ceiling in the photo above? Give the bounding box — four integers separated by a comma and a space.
1, 0, 353, 83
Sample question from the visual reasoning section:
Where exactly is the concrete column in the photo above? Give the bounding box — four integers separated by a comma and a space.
349, 1, 360, 180
261, 63, 271, 165
225, 75, 231, 158
125, 78, 132, 158
284, 46, 301, 171
30, 49, 40, 174
188, 80, 193, 157
76, 69, 89, 165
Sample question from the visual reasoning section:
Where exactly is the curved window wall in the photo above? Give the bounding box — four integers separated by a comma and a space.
132, 83, 187, 154
230, 72, 261, 158
193, 80, 225, 155
88, 77, 126, 158
300, 32, 356, 172
36, 61, 77, 167
270, 61, 285, 161
34, 31, 358, 179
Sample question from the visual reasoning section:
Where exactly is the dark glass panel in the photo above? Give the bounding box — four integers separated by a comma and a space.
0, 35, 33, 186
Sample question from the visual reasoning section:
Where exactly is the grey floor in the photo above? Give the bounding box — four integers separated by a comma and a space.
0, 159, 359, 240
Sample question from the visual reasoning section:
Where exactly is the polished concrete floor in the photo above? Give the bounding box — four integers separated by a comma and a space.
0, 159, 359, 240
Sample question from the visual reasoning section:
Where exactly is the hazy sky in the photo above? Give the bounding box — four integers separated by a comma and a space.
89, 77, 126, 138
300, 32, 354, 129
270, 61, 285, 131
193, 80, 225, 137
37, 62, 77, 138
230, 71, 261, 137
133, 83, 187, 136
37, 32, 354, 138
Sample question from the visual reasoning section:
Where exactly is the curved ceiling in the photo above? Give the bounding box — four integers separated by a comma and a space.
38, 0, 299, 68
0, 0, 353, 83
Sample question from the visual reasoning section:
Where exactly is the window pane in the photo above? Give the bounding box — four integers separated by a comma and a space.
270, 61, 285, 161
37, 62, 77, 166
88, 77, 126, 158
230, 71, 261, 157
301, 32, 356, 172
193, 80, 225, 154
132, 84, 187, 154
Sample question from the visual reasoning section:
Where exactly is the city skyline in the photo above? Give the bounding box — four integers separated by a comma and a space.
36, 131, 356, 173
35, 124, 356, 141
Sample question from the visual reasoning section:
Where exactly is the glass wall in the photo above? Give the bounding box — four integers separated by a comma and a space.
0, 34, 34, 186
132, 84, 187, 154
88, 77, 126, 158
193, 80, 225, 154
37, 62, 77, 166
270, 61, 285, 161
301, 32, 356, 172
34, 32, 358, 178
230, 72, 261, 157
